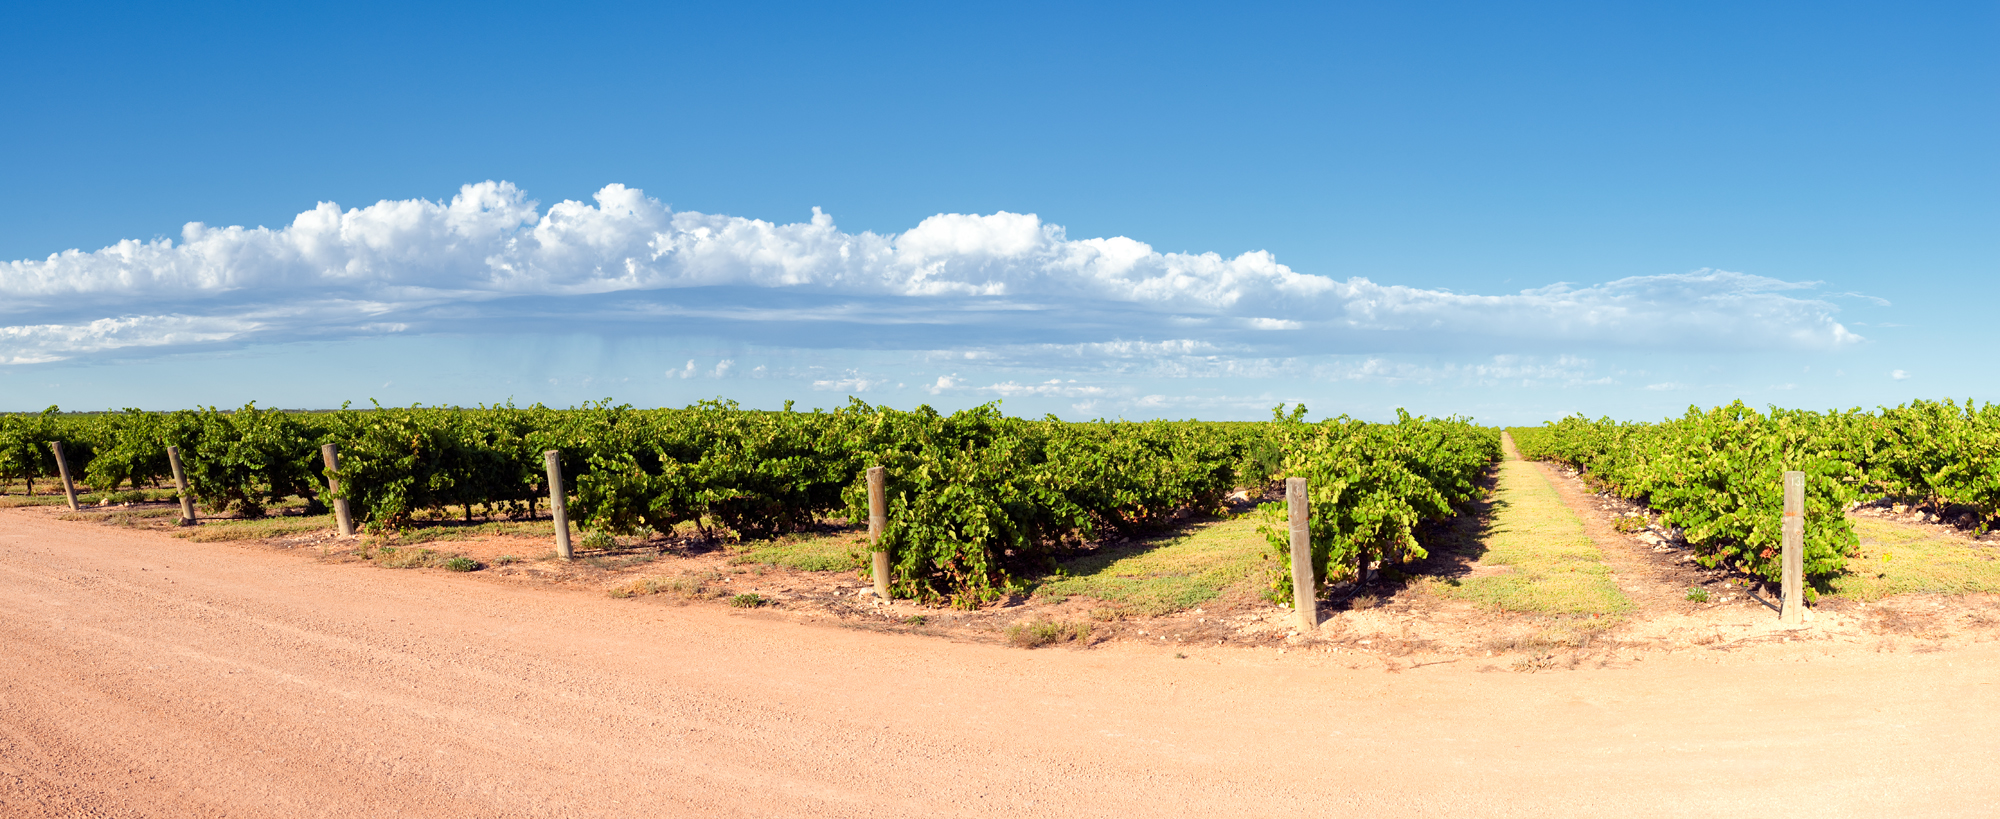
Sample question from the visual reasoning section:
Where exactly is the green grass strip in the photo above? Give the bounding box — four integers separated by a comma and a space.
1034, 516, 1269, 616
1828, 517, 2000, 600
1431, 441, 1631, 615
733, 532, 866, 573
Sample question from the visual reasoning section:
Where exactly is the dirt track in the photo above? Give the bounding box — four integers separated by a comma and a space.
5, 509, 1999, 817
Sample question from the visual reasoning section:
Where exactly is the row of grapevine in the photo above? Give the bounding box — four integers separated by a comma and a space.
1510, 398, 2000, 592
1262, 408, 1502, 600
2, 400, 1501, 606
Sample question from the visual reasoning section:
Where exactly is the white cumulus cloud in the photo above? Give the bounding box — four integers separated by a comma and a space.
1, 181, 1864, 364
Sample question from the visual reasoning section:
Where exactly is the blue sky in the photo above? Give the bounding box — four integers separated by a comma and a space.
2, 1, 1993, 424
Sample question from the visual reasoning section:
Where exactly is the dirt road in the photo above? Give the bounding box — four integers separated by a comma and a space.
4, 509, 1997, 818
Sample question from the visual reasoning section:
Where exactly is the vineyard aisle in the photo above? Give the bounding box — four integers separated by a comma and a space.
1431, 433, 1629, 615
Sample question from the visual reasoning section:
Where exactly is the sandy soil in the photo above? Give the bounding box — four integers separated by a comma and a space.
7, 504, 2000, 818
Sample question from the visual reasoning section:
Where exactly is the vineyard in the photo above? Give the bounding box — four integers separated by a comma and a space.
1510, 398, 2000, 595
0, 401, 1498, 607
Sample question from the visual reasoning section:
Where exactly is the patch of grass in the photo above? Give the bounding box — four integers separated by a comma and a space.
0, 494, 73, 508
607, 572, 727, 600
177, 516, 332, 542
732, 531, 865, 573
1483, 621, 1612, 656
60, 507, 181, 527
1827, 518, 2000, 601
1033, 516, 1268, 616
728, 592, 767, 608
1005, 619, 1092, 649
902, 615, 927, 626
78, 489, 183, 506
390, 518, 563, 545
580, 530, 618, 551
1428, 450, 1631, 616
373, 546, 479, 570
1686, 587, 1711, 602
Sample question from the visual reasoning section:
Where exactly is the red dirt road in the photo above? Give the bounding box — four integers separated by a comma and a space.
4, 510, 1997, 818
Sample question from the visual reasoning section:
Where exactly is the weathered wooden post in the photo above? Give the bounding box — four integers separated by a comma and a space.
1780, 470, 1805, 624
166, 446, 196, 525
1287, 477, 1317, 630
50, 442, 79, 511
320, 443, 355, 536
545, 450, 572, 560
868, 466, 889, 600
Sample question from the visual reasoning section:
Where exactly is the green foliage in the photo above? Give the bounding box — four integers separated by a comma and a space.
728, 592, 767, 608
0, 400, 1496, 605
0, 407, 64, 493
1260, 408, 1502, 601
1509, 399, 2000, 587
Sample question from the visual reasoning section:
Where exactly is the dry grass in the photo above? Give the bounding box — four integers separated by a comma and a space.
1004, 619, 1092, 649
370, 545, 482, 571
0, 493, 75, 508
607, 571, 728, 600
179, 516, 333, 542
1828, 518, 2000, 601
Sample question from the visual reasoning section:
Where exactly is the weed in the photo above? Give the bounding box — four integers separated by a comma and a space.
1174, 652, 1188, 659
1349, 593, 1380, 610
1612, 515, 1648, 534
903, 615, 928, 626
441, 556, 482, 572
580, 530, 618, 551
1685, 587, 1711, 603
1088, 606, 1131, 622
494, 555, 522, 565
729, 593, 767, 608
1005, 619, 1092, 649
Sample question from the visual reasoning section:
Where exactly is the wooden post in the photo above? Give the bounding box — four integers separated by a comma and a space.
545, 450, 572, 560
166, 446, 196, 525
321, 444, 355, 537
1780, 470, 1805, 624
868, 466, 889, 600
50, 442, 79, 511
1287, 477, 1316, 630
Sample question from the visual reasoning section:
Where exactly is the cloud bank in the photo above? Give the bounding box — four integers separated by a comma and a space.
2, 181, 1860, 364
